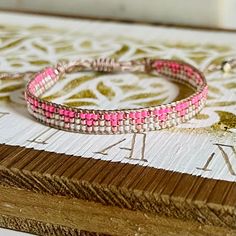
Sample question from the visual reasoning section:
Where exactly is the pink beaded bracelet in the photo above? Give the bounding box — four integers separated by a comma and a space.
25, 58, 208, 134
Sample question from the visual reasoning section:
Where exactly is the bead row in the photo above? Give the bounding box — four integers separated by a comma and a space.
25, 59, 208, 134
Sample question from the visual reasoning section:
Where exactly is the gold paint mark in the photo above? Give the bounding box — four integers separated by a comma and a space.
224, 82, 236, 89
11, 63, 23, 68
134, 48, 147, 55
204, 44, 230, 52
0, 85, 23, 93
32, 43, 47, 52
64, 101, 97, 107
146, 46, 162, 51
63, 75, 96, 92
189, 51, 208, 64
55, 45, 74, 53
0, 38, 26, 51
121, 92, 165, 102
134, 97, 167, 107
80, 40, 92, 48
207, 102, 236, 107
150, 83, 164, 88
67, 89, 97, 100
29, 60, 50, 66
163, 42, 196, 49
209, 55, 228, 66
208, 85, 222, 95
195, 113, 209, 120
112, 45, 129, 59
0, 96, 10, 102
97, 81, 115, 100
28, 25, 53, 31
42, 93, 61, 101
173, 82, 195, 101
211, 111, 236, 131
119, 85, 142, 92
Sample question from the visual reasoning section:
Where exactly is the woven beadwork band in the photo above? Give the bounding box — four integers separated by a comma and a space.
25, 58, 208, 134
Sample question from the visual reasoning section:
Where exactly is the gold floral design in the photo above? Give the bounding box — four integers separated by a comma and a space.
0, 24, 235, 132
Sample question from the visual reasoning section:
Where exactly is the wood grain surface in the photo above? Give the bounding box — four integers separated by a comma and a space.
0, 144, 235, 235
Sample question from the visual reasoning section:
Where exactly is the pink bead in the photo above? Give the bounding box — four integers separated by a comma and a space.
105, 114, 111, 121
159, 114, 167, 121
111, 113, 117, 120
153, 109, 160, 116
45, 104, 50, 111
64, 110, 70, 117
118, 113, 124, 120
191, 97, 197, 104
86, 120, 93, 126
112, 126, 118, 132
154, 61, 164, 70
182, 102, 189, 109
59, 109, 64, 115
175, 103, 183, 111
141, 110, 148, 117
155, 108, 168, 116
34, 100, 39, 107
135, 112, 141, 119
162, 108, 168, 114
136, 118, 142, 124
45, 67, 55, 77
41, 103, 46, 110
69, 111, 75, 118
86, 113, 92, 120
111, 120, 117, 126
129, 112, 135, 119
80, 113, 86, 119
35, 74, 43, 82
195, 73, 202, 82
92, 120, 98, 125
92, 114, 99, 120
184, 65, 193, 74
45, 112, 51, 118
180, 110, 186, 116
49, 106, 55, 113
64, 117, 70, 122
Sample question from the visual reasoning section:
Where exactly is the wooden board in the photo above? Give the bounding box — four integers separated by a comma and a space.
0, 11, 236, 235
0, 144, 236, 236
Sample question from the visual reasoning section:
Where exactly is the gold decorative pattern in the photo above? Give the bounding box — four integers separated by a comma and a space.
0, 24, 235, 132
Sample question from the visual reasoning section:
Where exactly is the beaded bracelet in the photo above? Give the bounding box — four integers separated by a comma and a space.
25, 58, 208, 134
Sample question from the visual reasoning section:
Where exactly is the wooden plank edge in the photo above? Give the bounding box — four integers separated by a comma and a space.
0, 185, 235, 236
0, 144, 235, 230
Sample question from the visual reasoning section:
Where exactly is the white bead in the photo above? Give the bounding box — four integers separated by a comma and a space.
119, 126, 124, 132
100, 126, 105, 132
125, 126, 130, 131
106, 126, 111, 132
75, 118, 80, 124
76, 125, 81, 131
100, 120, 105, 126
